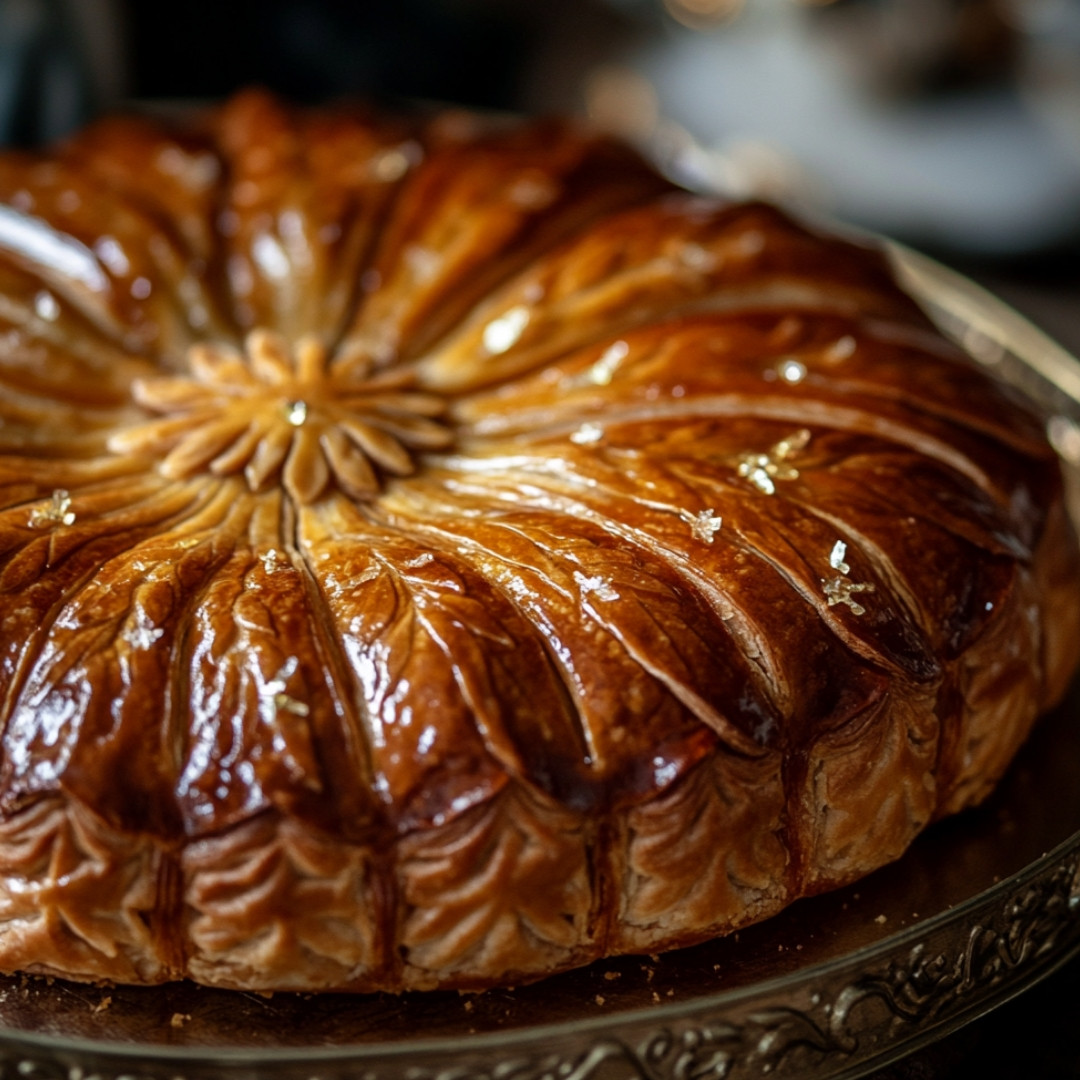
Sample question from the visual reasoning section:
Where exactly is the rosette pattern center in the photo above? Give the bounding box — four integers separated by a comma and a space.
109, 330, 453, 504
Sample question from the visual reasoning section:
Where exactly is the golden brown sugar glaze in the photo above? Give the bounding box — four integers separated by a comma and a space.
0, 89, 1075, 990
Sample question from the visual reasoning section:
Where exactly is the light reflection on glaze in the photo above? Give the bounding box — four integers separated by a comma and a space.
0, 205, 108, 292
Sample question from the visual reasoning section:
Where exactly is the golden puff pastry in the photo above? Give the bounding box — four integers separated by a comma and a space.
0, 91, 1075, 992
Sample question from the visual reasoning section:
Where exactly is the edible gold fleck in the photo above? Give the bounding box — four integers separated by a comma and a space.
687, 508, 723, 543
829, 540, 850, 573
735, 429, 811, 495
823, 577, 874, 616
822, 539, 875, 615
28, 489, 75, 528
284, 400, 308, 426
574, 571, 620, 602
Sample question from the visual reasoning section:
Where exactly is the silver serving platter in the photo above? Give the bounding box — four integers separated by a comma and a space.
0, 246, 1077, 1080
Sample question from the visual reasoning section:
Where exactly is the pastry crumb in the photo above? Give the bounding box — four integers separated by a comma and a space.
92, 996, 112, 1014
651, 990, 660, 1003
170, 1012, 191, 1028
874, 914, 887, 925
463, 999, 474, 1013
595, 994, 605, 1006
603, 970, 620, 981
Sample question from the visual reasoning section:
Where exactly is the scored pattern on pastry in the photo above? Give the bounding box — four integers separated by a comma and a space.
109, 328, 452, 503
0, 89, 1075, 992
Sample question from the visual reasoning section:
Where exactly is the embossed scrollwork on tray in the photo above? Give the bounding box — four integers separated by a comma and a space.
828, 853, 1080, 1048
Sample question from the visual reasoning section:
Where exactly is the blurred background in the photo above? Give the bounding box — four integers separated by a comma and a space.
0, 0, 1077, 354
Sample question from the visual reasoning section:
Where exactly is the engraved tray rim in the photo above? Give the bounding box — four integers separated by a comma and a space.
3, 826, 1080, 1070
1, 242, 1079, 1080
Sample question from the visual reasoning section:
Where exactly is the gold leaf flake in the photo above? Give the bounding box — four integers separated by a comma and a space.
823, 577, 874, 616
574, 571, 620, 602
822, 539, 875, 615
687, 508, 723, 543
829, 540, 850, 573
28, 489, 75, 528
283, 400, 308, 426
261, 548, 283, 573
735, 429, 811, 495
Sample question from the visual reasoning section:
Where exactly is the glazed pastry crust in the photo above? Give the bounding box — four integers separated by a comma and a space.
0, 91, 1076, 991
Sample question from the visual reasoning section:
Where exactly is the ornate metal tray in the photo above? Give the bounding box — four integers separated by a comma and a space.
0, 249, 1077, 1080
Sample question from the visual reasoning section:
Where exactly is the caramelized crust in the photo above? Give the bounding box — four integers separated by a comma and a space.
0, 91, 1075, 991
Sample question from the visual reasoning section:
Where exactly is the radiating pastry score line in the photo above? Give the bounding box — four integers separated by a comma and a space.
0, 476, 247, 780
299, 501, 598, 801
449, 395, 996, 502
0, 198, 208, 365
0, 288, 157, 380
376, 501, 775, 759
787, 498, 928, 632
128, 485, 265, 793
377, 478, 785, 729
421, 279, 903, 393
283, 499, 385, 805
323, 135, 428, 360
358, 509, 630, 770
6, 472, 216, 550
344, 128, 677, 370
0, 368, 145, 435
45, 135, 239, 350
416, 455, 924, 681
